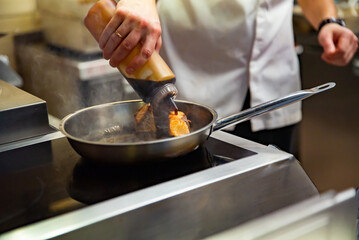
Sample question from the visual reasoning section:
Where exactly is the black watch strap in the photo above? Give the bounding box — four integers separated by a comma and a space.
318, 17, 346, 32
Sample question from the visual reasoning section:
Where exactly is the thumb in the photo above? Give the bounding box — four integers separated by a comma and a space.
319, 31, 336, 54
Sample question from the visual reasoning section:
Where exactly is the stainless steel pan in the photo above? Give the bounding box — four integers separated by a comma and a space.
59, 82, 335, 163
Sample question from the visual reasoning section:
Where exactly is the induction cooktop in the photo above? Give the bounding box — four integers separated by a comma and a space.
0, 133, 256, 233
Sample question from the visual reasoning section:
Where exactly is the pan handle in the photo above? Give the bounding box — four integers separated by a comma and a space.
213, 82, 336, 132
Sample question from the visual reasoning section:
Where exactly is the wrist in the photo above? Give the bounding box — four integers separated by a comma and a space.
317, 17, 346, 33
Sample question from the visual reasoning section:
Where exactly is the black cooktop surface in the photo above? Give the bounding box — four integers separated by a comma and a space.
0, 135, 256, 233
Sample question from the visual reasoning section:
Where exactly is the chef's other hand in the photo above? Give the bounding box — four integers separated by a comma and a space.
318, 24, 358, 66
98, 0, 162, 74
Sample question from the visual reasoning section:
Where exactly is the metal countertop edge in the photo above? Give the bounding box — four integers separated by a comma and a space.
205, 189, 357, 239
0, 131, 294, 240
0, 131, 64, 153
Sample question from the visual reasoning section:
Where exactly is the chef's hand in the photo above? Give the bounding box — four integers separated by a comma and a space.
318, 24, 358, 66
98, 0, 162, 74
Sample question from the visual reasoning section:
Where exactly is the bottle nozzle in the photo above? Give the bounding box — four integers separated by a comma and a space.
169, 97, 178, 115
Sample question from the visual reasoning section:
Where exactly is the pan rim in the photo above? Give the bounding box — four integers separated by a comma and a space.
59, 99, 218, 146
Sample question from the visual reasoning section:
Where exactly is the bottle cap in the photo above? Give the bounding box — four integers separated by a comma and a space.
151, 83, 178, 111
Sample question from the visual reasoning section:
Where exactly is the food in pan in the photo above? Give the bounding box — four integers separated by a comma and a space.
134, 103, 190, 137
134, 103, 156, 133
168, 111, 190, 137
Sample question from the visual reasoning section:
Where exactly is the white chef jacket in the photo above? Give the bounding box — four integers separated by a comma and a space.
157, 0, 301, 131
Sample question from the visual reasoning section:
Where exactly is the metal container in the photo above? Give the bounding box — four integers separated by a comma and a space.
0, 80, 54, 144
38, 0, 100, 53
0, 0, 37, 16
16, 40, 137, 119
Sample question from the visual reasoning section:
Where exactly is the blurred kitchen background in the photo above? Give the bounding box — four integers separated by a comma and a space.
0, 0, 358, 193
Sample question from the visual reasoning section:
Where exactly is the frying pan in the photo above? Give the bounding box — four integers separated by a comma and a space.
59, 82, 335, 163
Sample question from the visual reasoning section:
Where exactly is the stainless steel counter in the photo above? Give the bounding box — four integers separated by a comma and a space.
0, 131, 321, 240
206, 189, 357, 240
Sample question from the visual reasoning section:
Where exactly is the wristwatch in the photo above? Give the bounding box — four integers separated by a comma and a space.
318, 17, 346, 32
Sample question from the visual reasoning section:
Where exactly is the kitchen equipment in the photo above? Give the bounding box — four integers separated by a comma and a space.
0, 33, 16, 72
0, 80, 55, 144
0, 0, 36, 16
60, 82, 335, 163
206, 189, 357, 240
0, 12, 40, 35
0, 56, 22, 87
0, 128, 321, 239
16, 38, 137, 119
1, 82, 355, 240
0, 0, 40, 35
37, 0, 100, 53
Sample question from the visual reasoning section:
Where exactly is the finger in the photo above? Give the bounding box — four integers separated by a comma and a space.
336, 34, 351, 53
98, 9, 125, 49
155, 36, 162, 52
321, 52, 334, 65
126, 34, 158, 73
102, 31, 124, 60
102, 20, 132, 60
109, 29, 142, 69
326, 35, 358, 66
318, 29, 336, 55
321, 52, 331, 65
342, 43, 357, 65
321, 56, 345, 66
322, 50, 348, 66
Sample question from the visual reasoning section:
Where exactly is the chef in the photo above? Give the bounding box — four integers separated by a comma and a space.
97, 0, 358, 155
